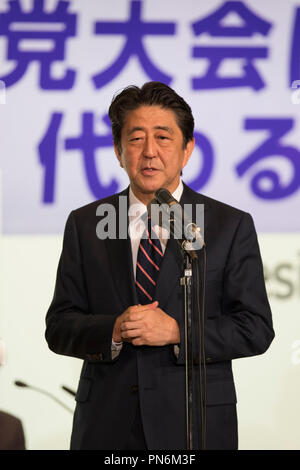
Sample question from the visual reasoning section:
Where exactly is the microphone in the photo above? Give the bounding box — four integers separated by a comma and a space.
149, 188, 204, 258
61, 385, 76, 397
14, 380, 73, 413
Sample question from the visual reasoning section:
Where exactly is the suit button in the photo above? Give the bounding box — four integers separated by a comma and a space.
130, 385, 138, 393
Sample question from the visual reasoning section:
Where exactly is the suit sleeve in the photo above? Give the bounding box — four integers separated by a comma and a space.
177, 212, 275, 364
45, 211, 118, 362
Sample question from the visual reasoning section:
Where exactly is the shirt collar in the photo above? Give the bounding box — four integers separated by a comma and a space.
128, 180, 184, 223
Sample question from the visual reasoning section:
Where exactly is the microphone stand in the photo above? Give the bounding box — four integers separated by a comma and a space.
148, 196, 206, 450
180, 245, 198, 450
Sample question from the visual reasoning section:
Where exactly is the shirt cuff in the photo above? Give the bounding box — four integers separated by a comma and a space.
111, 339, 123, 359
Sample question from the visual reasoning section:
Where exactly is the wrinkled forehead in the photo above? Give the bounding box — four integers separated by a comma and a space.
121, 105, 181, 134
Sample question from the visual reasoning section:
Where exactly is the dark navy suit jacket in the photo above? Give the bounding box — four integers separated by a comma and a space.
45, 184, 274, 450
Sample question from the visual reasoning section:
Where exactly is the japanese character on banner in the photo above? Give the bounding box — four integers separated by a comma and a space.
235, 119, 300, 199
0, 0, 77, 89
38, 113, 119, 203
92, 0, 176, 88
191, 1, 272, 91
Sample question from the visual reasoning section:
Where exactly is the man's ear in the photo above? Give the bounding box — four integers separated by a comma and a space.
114, 143, 123, 168
182, 138, 195, 168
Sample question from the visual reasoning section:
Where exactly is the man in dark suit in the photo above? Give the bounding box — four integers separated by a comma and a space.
45, 82, 274, 450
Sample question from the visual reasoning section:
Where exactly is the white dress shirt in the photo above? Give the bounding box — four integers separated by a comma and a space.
128, 180, 184, 279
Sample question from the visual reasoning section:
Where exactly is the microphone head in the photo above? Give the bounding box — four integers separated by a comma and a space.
154, 188, 174, 206
61, 385, 76, 397
14, 380, 28, 388
155, 188, 170, 198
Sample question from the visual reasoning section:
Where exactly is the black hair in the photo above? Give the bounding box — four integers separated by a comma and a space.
108, 81, 194, 153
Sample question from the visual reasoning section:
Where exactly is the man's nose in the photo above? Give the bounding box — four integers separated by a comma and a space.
143, 136, 156, 158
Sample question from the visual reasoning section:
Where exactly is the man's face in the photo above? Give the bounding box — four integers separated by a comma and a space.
114, 105, 195, 204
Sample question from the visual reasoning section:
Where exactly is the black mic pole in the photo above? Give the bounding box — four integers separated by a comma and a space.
14, 380, 73, 413
158, 205, 196, 450
180, 248, 197, 450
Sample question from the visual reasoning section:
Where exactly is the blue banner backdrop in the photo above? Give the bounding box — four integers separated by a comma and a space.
0, 0, 299, 233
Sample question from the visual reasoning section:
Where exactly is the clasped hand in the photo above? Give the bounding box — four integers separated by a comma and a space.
113, 302, 180, 347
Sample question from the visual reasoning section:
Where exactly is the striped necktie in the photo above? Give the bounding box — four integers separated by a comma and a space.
136, 216, 164, 305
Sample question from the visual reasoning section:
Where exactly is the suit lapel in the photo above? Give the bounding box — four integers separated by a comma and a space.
104, 188, 137, 310
180, 182, 208, 242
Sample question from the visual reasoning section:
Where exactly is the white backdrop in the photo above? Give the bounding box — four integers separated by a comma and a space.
0, 229, 299, 450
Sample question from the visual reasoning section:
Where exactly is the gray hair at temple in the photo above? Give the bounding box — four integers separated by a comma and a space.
108, 81, 195, 154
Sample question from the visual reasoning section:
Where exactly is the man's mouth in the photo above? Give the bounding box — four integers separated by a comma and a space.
141, 167, 159, 174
